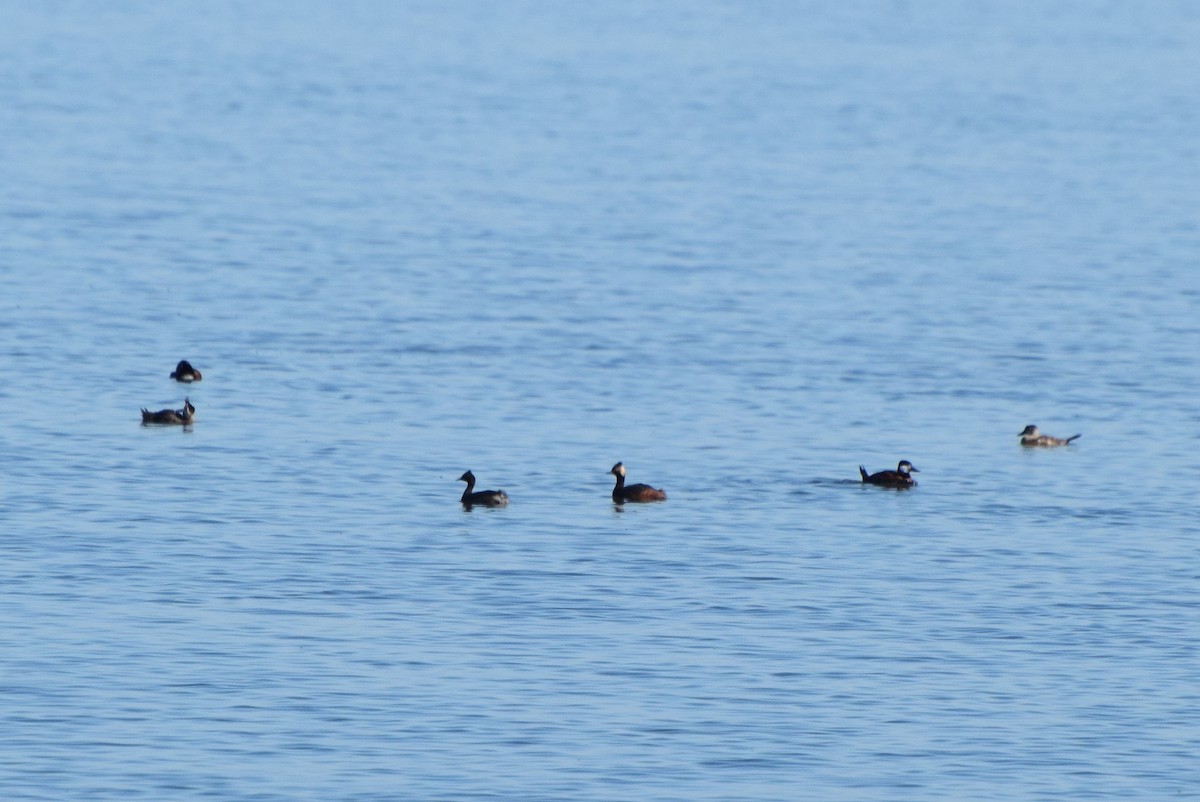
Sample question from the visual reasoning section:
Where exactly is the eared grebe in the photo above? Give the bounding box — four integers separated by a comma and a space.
859, 460, 918, 487
609, 462, 666, 503
1018, 425, 1080, 447
169, 360, 202, 382
141, 397, 195, 425
458, 470, 509, 507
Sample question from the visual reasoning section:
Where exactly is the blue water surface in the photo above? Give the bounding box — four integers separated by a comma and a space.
1, 2, 1198, 800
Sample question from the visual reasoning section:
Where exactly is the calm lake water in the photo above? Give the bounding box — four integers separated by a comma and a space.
2, 2, 1198, 800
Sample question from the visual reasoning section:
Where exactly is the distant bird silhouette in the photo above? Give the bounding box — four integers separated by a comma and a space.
169, 360, 202, 382
859, 460, 918, 488
141, 397, 195, 425
1018, 425, 1080, 447
609, 462, 666, 503
458, 470, 509, 507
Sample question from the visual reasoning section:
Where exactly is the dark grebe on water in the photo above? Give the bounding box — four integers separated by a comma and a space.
169, 360, 202, 382
1018, 425, 1080, 447
141, 397, 195, 425
609, 462, 666, 503
458, 470, 509, 507
859, 460, 918, 487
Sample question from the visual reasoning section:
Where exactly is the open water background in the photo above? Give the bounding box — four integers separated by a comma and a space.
1, 2, 1198, 799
